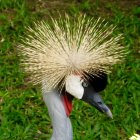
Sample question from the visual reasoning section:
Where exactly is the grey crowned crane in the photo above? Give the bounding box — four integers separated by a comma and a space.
18, 14, 126, 140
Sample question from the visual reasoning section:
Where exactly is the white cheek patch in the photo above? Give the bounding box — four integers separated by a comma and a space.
65, 74, 84, 99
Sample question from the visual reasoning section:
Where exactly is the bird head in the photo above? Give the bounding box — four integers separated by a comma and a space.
63, 73, 112, 118
18, 14, 126, 119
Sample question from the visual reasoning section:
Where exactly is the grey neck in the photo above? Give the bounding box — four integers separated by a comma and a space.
43, 86, 73, 140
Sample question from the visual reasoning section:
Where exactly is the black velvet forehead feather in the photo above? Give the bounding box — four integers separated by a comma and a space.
87, 73, 108, 92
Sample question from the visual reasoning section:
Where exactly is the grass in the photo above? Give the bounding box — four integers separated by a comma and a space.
0, 0, 140, 139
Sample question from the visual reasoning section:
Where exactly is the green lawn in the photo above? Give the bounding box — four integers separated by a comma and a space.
0, 0, 140, 139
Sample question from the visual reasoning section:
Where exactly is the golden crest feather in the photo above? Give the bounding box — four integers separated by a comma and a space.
18, 14, 126, 91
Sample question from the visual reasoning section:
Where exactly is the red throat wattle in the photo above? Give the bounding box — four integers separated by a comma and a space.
62, 93, 73, 117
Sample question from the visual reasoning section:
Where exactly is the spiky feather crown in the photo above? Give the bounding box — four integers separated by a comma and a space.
18, 14, 126, 91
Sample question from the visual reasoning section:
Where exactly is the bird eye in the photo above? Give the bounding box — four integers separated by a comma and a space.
82, 81, 88, 87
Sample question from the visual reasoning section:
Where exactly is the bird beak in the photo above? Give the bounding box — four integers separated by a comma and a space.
82, 91, 113, 119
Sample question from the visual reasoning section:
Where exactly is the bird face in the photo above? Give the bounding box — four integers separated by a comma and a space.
65, 74, 113, 118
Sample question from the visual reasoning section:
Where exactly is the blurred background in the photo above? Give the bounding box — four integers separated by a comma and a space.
0, 0, 140, 139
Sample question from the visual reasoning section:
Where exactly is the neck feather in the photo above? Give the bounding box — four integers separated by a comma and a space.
43, 88, 73, 140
